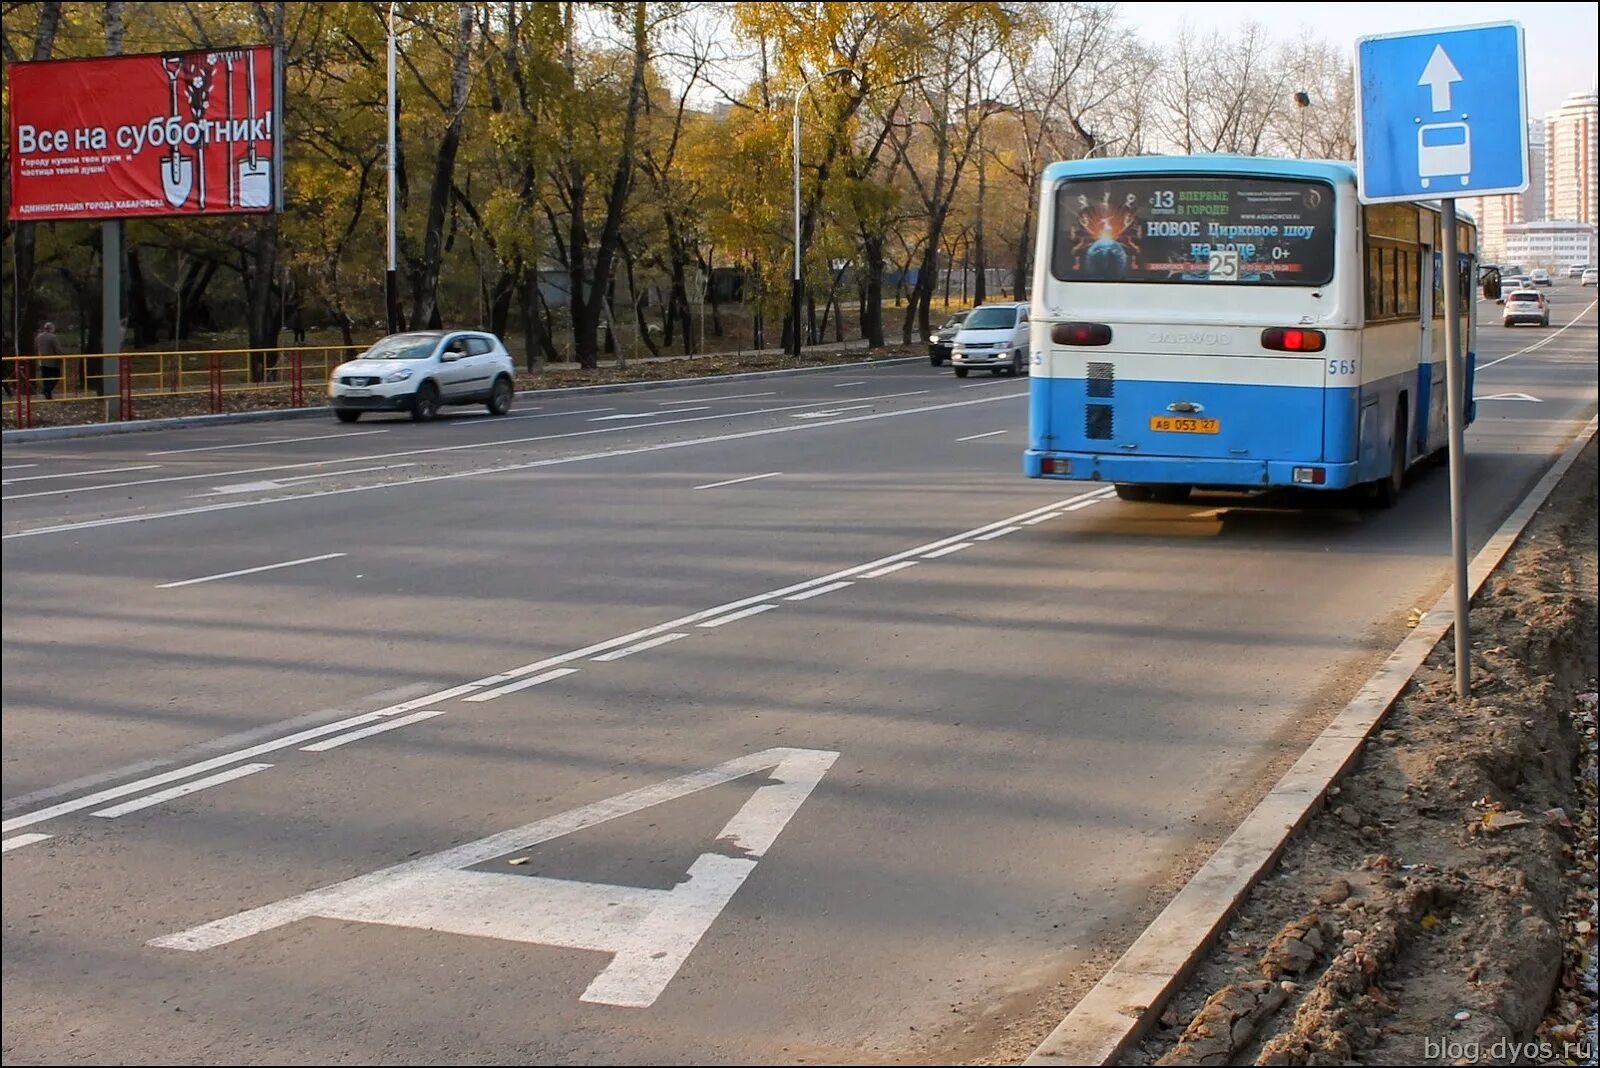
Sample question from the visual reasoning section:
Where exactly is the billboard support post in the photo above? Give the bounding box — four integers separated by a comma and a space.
100, 221, 121, 416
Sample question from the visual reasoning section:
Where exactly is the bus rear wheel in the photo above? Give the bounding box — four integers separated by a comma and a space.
1368, 409, 1407, 508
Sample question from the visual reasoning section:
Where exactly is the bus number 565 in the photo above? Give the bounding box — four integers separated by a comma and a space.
1328, 359, 1356, 376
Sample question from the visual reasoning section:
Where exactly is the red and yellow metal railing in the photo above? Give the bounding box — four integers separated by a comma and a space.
3, 343, 378, 428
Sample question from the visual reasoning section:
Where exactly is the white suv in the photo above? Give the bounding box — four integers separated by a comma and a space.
951, 302, 1031, 378
329, 331, 516, 422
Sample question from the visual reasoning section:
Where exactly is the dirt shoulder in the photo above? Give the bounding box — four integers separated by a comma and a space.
1129, 438, 1599, 1067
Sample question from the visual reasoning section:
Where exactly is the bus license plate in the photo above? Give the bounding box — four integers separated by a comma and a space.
1150, 415, 1220, 434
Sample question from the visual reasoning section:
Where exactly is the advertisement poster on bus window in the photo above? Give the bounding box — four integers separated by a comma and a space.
1052, 176, 1336, 286
7, 46, 281, 222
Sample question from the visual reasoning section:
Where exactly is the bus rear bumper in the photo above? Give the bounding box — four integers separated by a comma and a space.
1023, 451, 1362, 491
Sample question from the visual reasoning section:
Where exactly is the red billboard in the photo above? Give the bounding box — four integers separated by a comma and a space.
7, 46, 281, 222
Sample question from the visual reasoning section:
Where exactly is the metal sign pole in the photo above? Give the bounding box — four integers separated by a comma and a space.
1440, 198, 1470, 699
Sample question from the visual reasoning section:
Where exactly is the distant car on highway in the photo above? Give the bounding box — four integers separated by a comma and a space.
328, 330, 515, 422
1528, 268, 1552, 286
1583, 267, 1598, 286
1565, 263, 1589, 278
1496, 275, 1530, 303
1501, 289, 1549, 328
928, 310, 968, 367
951, 302, 1031, 378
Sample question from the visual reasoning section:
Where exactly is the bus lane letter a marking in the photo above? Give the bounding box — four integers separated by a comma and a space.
151, 747, 839, 1008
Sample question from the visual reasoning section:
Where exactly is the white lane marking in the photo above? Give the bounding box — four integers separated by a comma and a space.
786, 580, 854, 601
694, 472, 781, 491
791, 405, 872, 419
467, 407, 615, 423
463, 667, 581, 703
688, 391, 777, 401
206, 464, 415, 495
1474, 392, 1542, 402
0, 685, 483, 834
859, 560, 919, 578
157, 552, 347, 589
1, 464, 39, 470
300, 709, 447, 752
960, 380, 1005, 388
923, 542, 973, 559
2, 833, 52, 853
5, 389, 1030, 540
975, 526, 1020, 541
91, 764, 273, 818
697, 604, 779, 629
833, 381, 866, 387
956, 429, 1008, 441
148, 430, 389, 456
590, 632, 690, 662
5, 488, 1110, 835
590, 407, 712, 421
1065, 497, 1106, 511
150, 747, 839, 1010
1477, 298, 1598, 370
3, 463, 160, 484
5, 389, 945, 504
1021, 512, 1064, 525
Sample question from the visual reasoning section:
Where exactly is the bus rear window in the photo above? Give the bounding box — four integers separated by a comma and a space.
1051, 175, 1335, 286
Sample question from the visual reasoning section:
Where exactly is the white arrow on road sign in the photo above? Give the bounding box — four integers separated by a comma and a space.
151, 747, 839, 1008
1418, 44, 1463, 112
1474, 392, 1541, 402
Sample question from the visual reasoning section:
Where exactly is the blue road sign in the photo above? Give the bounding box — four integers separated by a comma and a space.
1355, 22, 1528, 204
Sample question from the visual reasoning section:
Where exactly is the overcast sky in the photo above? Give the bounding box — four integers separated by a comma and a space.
1129, 3, 1597, 119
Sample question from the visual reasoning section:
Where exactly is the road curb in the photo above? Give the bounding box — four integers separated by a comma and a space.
0, 354, 923, 445
1024, 414, 1600, 1067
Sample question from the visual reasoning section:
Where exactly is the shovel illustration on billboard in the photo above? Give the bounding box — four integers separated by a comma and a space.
159, 56, 194, 208
223, 51, 238, 208
238, 52, 271, 209
182, 54, 216, 210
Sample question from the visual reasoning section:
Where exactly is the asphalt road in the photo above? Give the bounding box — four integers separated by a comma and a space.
3, 287, 1596, 1065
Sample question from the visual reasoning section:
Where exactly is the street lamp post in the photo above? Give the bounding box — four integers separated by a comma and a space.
386, 1, 400, 335
791, 66, 852, 358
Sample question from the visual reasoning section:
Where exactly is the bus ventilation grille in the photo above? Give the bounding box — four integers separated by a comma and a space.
1087, 362, 1115, 398
1085, 404, 1114, 440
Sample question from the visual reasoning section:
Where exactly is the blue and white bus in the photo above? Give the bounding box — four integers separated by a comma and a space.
1023, 156, 1477, 506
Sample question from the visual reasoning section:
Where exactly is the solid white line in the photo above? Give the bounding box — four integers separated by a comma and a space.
157, 552, 347, 589
91, 764, 273, 818
1478, 298, 1598, 370
591, 632, 690, 661
834, 381, 866, 387
3, 463, 160, 484
1065, 497, 1106, 511
4, 489, 1110, 837
975, 526, 1019, 541
1, 833, 51, 853
5, 389, 1031, 540
469, 407, 614, 422
148, 430, 389, 455
463, 667, 581, 703
786, 580, 854, 601
694, 472, 781, 490
590, 407, 711, 421
960, 380, 1005, 388
1021, 512, 1064, 525
695, 391, 777, 401
0, 685, 483, 834
697, 604, 779, 629
923, 542, 973, 559
300, 709, 447, 752
859, 560, 919, 579
957, 430, 1008, 441
275, 463, 415, 484
0, 464, 39, 470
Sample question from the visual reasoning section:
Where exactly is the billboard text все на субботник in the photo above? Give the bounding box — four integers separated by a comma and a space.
7, 46, 280, 221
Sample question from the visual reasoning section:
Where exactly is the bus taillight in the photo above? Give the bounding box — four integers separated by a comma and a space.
1052, 322, 1113, 346
1261, 327, 1326, 352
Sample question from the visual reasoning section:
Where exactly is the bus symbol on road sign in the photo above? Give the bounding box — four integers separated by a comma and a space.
1418, 121, 1471, 188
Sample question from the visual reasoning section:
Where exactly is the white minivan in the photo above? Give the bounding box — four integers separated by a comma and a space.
950, 302, 1030, 378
